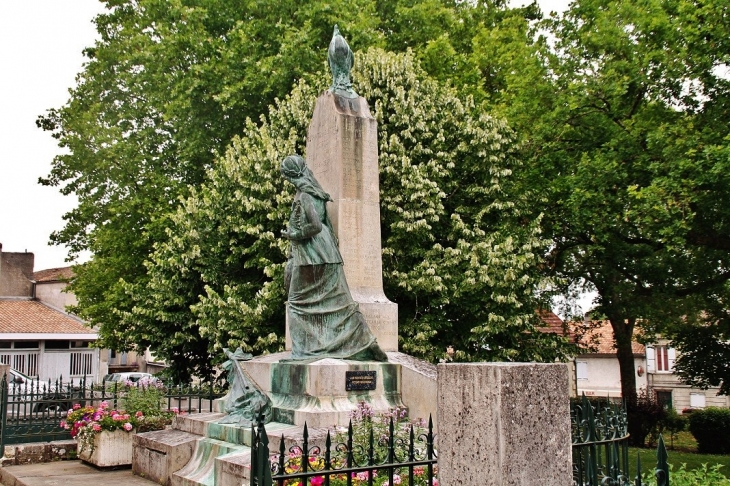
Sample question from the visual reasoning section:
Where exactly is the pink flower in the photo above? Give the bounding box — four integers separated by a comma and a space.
59, 421, 67, 429
72, 403, 81, 410
135, 411, 144, 418
92, 423, 102, 432
99, 401, 109, 409
357, 471, 377, 481
123, 422, 133, 431
310, 476, 324, 486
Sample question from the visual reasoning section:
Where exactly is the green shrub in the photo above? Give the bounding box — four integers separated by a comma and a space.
654, 408, 688, 449
688, 407, 730, 454
643, 463, 730, 485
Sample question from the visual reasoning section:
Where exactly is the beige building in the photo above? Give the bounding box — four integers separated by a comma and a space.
544, 312, 730, 411
646, 340, 729, 411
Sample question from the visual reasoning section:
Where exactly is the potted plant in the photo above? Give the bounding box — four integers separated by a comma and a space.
61, 401, 138, 467
61, 378, 181, 467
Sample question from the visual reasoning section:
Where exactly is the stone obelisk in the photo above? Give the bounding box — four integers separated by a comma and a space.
303, 26, 398, 351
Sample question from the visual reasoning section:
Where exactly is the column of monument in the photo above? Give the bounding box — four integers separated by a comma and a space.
301, 26, 398, 352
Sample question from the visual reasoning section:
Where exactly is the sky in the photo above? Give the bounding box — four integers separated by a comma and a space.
0, 0, 571, 274
0, 1, 106, 271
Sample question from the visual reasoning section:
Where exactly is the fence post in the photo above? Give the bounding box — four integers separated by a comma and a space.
655, 435, 669, 486
0, 373, 7, 452
251, 417, 272, 485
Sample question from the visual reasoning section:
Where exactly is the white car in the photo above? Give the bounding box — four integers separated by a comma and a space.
103, 372, 161, 385
5, 369, 75, 413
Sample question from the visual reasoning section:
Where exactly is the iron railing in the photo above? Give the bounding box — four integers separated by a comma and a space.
0, 374, 223, 450
572, 395, 669, 485
250, 415, 438, 486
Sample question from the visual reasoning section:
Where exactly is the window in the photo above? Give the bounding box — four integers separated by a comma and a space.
646, 345, 675, 373
690, 392, 706, 409
70, 352, 92, 376
13, 341, 39, 349
45, 340, 71, 350
656, 391, 672, 409
576, 361, 588, 380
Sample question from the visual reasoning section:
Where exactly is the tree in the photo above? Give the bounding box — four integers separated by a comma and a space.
478, 0, 730, 437
128, 49, 574, 378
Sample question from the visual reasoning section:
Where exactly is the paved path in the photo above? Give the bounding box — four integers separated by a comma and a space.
0, 460, 158, 486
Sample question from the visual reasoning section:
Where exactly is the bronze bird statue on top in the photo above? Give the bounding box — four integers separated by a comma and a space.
327, 25, 358, 98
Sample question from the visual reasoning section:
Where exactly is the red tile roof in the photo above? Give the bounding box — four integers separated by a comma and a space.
537, 312, 644, 356
537, 310, 571, 336
570, 320, 645, 356
33, 267, 75, 283
0, 299, 91, 335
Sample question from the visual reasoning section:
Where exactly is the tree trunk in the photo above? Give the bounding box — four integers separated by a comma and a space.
608, 313, 647, 446
610, 315, 637, 403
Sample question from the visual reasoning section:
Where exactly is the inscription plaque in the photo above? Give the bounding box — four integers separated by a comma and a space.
345, 371, 377, 391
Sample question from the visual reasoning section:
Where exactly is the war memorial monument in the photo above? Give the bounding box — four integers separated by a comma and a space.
132, 26, 572, 486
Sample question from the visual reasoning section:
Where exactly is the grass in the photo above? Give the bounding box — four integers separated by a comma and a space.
626, 432, 730, 478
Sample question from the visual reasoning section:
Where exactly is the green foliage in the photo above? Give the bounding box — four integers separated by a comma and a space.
479, 0, 730, 406
121, 381, 165, 416
673, 319, 730, 395
630, 445, 730, 479
656, 408, 688, 450
643, 463, 730, 486
688, 407, 730, 455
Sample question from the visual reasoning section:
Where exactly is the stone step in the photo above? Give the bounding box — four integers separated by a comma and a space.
171, 438, 249, 486
133, 428, 200, 486
216, 450, 252, 486
136, 413, 340, 486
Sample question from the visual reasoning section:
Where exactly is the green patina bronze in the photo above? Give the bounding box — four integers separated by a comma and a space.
217, 347, 272, 425
281, 155, 386, 361
328, 25, 358, 99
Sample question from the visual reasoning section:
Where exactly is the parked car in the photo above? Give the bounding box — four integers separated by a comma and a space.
4, 369, 80, 413
102, 372, 161, 385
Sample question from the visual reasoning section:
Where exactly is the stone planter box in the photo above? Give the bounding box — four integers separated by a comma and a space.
78, 429, 134, 467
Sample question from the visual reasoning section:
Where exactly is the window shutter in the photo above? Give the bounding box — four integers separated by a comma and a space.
667, 347, 676, 371
646, 346, 655, 372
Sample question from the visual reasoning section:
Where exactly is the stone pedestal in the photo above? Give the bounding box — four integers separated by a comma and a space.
243, 352, 404, 428
437, 363, 572, 486
298, 91, 398, 352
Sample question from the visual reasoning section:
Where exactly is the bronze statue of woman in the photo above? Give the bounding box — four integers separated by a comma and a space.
280, 154, 387, 361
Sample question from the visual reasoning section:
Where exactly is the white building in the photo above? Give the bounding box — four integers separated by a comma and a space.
0, 244, 99, 382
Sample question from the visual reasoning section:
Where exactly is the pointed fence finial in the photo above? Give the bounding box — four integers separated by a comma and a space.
327, 24, 358, 98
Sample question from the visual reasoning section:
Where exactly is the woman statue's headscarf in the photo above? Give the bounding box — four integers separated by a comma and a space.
281, 155, 332, 202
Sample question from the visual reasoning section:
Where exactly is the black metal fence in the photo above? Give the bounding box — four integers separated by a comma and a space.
571, 395, 669, 485
250, 416, 437, 486
0, 374, 223, 450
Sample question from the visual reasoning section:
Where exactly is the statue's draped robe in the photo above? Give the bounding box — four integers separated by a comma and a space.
286, 192, 386, 361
